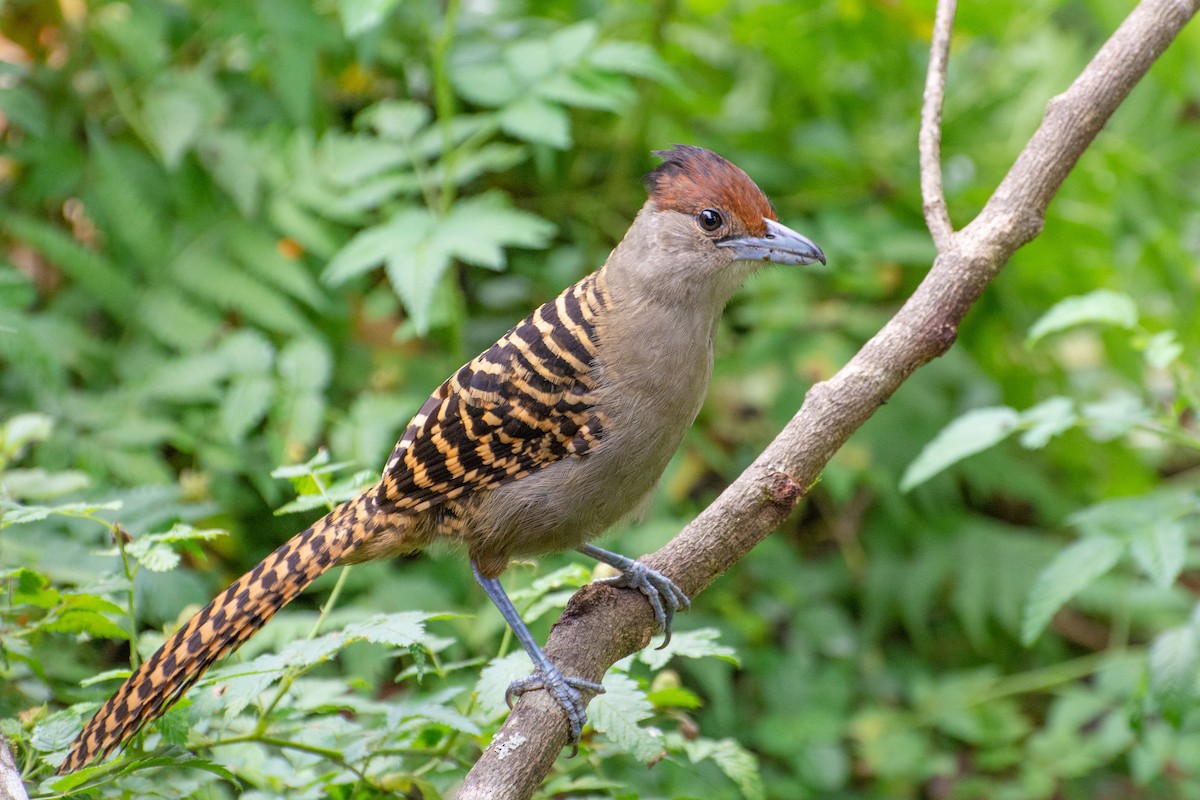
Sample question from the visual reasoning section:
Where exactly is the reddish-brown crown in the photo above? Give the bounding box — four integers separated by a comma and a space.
643, 145, 777, 237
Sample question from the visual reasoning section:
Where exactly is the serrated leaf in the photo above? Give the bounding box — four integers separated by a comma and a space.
475, 651, 533, 719
900, 407, 1020, 491
714, 740, 766, 800
142, 70, 224, 169
323, 208, 432, 285
1018, 396, 1077, 449
442, 193, 555, 270
129, 541, 180, 572
278, 339, 332, 392
221, 374, 275, 442
500, 96, 571, 149
637, 627, 739, 670
199, 129, 260, 214
1021, 535, 1124, 645
342, 611, 433, 647
1148, 625, 1200, 699
589, 671, 662, 762
318, 131, 412, 185
385, 227, 454, 336
43, 610, 130, 641
31, 716, 79, 752
1, 499, 122, 527
1130, 519, 1186, 589
1027, 289, 1138, 345
386, 689, 481, 735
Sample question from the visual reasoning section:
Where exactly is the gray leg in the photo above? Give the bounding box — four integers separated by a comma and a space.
577, 544, 690, 648
471, 561, 604, 750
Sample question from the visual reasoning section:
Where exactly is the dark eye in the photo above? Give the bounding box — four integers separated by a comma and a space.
697, 208, 724, 232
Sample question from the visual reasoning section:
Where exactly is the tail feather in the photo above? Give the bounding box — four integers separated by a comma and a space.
58, 491, 380, 774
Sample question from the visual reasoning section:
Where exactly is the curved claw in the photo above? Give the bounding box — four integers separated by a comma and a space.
596, 561, 691, 649
505, 667, 605, 752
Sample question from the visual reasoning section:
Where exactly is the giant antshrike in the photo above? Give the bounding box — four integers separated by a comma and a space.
59, 145, 824, 773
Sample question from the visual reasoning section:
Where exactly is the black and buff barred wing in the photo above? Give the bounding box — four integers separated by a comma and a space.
376, 272, 611, 513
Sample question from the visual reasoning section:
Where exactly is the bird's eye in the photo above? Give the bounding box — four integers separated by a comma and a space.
697, 208, 724, 232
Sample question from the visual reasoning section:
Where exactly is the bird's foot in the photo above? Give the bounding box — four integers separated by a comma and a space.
506, 667, 605, 753
597, 561, 690, 648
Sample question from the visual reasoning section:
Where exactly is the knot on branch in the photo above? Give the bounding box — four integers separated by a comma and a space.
764, 470, 804, 509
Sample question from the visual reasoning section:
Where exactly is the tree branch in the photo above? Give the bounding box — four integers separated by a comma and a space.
920, 0, 957, 249
457, 1, 1199, 796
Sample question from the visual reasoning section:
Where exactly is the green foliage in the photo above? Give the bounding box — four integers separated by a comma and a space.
3, 0, 1200, 797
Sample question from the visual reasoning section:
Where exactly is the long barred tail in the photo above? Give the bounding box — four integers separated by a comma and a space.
58, 490, 381, 774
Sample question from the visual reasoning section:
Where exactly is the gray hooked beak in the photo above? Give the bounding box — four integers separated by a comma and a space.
717, 218, 826, 266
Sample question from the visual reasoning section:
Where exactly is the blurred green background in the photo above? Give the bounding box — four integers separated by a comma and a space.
4, 0, 1200, 797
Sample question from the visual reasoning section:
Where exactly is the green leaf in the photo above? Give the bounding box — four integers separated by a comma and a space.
42, 610, 130, 640
1081, 393, 1151, 441
588, 671, 663, 762
1026, 289, 1138, 345
1142, 330, 1183, 368
359, 100, 431, 140
475, 651, 533, 720
684, 738, 766, 800
1017, 396, 1077, 449
31, 715, 80, 753
1, 468, 89, 500
198, 129, 261, 214
1, 412, 53, 461
442, 193, 556, 270
142, 70, 224, 169
342, 611, 434, 647
338, 0, 400, 37
500, 96, 571, 149
588, 41, 675, 83
1021, 535, 1124, 645
221, 374, 275, 442
323, 207, 433, 285
128, 541, 180, 572
1148, 625, 1200, 700
1, 500, 122, 527
900, 407, 1020, 491
637, 627, 739, 670
1129, 519, 1186, 589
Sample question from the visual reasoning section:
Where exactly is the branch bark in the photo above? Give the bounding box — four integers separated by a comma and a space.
920, 0, 957, 248
458, 0, 1199, 795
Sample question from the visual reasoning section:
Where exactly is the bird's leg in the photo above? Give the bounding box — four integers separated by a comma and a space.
471, 561, 604, 750
577, 543, 690, 648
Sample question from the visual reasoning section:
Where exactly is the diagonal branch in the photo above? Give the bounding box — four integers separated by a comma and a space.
457, 0, 1200, 796
920, 0, 958, 249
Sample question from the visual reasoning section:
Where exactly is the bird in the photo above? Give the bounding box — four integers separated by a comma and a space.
58, 144, 825, 774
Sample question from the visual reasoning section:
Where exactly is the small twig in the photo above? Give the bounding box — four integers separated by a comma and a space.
920, 0, 957, 250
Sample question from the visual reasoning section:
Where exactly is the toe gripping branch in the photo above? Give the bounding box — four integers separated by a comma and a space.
471, 549, 689, 752
577, 543, 691, 649
471, 562, 604, 753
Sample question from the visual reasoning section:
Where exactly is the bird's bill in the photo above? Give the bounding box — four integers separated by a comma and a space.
717, 218, 826, 266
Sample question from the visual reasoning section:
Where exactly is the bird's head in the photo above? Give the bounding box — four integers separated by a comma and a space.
616, 144, 824, 306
